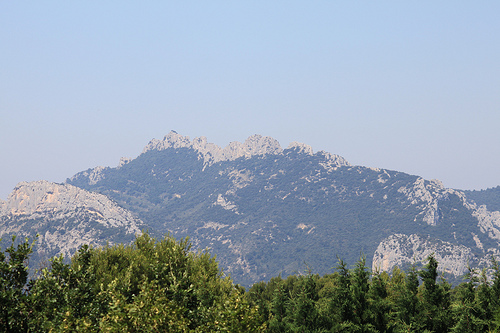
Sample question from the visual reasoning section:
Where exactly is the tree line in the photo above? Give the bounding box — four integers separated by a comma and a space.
2, 233, 500, 332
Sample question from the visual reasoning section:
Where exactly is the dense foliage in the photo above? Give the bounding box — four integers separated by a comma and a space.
246, 255, 500, 333
1, 234, 264, 332
3, 233, 500, 332
68, 147, 489, 286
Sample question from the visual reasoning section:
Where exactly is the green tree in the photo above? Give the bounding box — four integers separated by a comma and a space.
419, 254, 452, 333
390, 264, 424, 332
28, 232, 265, 331
0, 236, 35, 332
332, 258, 354, 326
286, 274, 320, 332
368, 270, 390, 332
28, 245, 105, 332
450, 267, 487, 333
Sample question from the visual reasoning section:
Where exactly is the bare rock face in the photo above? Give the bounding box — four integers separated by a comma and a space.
0, 180, 143, 259
71, 166, 108, 185
397, 178, 449, 226
373, 181, 500, 279
372, 234, 476, 276
396, 176, 500, 241
72, 131, 351, 187
142, 131, 285, 164
287, 141, 314, 155
241, 134, 283, 157
316, 151, 351, 171
141, 131, 351, 167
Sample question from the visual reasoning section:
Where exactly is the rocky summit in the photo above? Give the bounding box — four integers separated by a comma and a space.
2, 132, 500, 286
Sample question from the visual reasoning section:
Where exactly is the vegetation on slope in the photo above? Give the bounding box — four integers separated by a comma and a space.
69, 148, 470, 286
465, 185, 500, 212
3, 234, 500, 332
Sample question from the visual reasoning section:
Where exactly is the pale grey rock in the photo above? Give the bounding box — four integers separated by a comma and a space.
317, 151, 351, 171
221, 141, 248, 161
226, 169, 255, 192
1, 180, 142, 233
118, 157, 132, 168
213, 194, 239, 214
0, 180, 143, 258
396, 177, 500, 241
142, 131, 285, 165
287, 141, 314, 155
397, 177, 451, 226
469, 203, 500, 241
192, 136, 224, 164
374, 169, 391, 184
242, 135, 283, 156
372, 233, 475, 276
472, 232, 485, 252
142, 131, 191, 153
80, 132, 350, 188
68, 165, 107, 185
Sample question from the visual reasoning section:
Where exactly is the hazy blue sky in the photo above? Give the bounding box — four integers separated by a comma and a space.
1, 2, 499, 199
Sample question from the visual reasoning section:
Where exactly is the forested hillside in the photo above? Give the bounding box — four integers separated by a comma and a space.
66, 132, 500, 286
465, 186, 500, 212
3, 234, 500, 332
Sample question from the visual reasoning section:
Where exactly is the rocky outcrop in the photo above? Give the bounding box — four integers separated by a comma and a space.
142, 131, 284, 164
141, 131, 350, 167
287, 142, 314, 155
71, 131, 351, 186
372, 234, 477, 276
317, 151, 351, 171
0, 181, 143, 258
397, 178, 450, 226
375, 180, 500, 278
70, 166, 108, 185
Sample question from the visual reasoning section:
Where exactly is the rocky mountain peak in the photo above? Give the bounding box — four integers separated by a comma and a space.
242, 134, 283, 156
142, 131, 192, 153
142, 131, 286, 164
71, 131, 352, 187
287, 141, 314, 155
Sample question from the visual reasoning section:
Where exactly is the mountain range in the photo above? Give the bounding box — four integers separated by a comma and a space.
1, 131, 499, 286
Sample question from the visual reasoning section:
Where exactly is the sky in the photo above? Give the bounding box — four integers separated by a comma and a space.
1, 2, 499, 199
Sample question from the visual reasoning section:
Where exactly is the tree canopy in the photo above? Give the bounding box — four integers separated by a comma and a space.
2, 234, 500, 332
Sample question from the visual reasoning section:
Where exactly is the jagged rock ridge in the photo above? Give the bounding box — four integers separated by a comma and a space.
143, 131, 284, 164
143, 131, 350, 167
70, 131, 350, 187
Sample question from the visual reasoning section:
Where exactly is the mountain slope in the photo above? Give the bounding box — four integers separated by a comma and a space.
464, 186, 500, 212
0, 180, 144, 266
66, 131, 500, 286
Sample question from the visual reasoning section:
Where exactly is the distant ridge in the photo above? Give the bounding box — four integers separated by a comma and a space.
141, 130, 350, 166
70, 131, 350, 186
1, 132, 500, 286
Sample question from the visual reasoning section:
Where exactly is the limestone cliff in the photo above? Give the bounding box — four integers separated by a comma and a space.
0, 180, 143, 259
372, 234, 477, 276
372, 181, 500, 276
